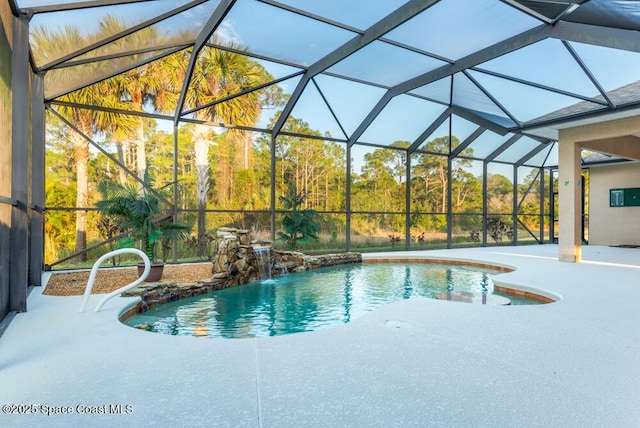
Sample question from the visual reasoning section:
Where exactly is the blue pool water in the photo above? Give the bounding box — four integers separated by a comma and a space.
123, 262, 539, 338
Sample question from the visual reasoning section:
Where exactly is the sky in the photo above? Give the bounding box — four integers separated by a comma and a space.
27, 0, 640, 173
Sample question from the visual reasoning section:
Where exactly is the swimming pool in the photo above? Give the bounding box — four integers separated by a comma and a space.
123, 262, 540, 338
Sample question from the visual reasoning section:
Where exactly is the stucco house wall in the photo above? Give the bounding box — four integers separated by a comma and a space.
588, 162, 640, 246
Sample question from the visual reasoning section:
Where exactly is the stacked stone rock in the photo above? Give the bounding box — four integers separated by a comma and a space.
211, 228, 362, 284
122, 227, 362, 316
212, 227, 275, 286
274, 250, 362, 274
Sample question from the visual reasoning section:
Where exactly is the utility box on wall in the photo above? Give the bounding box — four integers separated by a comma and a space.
610, 188, 640, 207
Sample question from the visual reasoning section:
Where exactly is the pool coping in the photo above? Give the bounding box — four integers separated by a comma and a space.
362, 256, 558, 303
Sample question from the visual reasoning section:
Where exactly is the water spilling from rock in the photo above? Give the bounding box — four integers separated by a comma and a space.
254, 246, 276, 284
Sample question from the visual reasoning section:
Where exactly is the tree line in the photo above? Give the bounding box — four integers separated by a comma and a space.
35, 16, 546, 266
45, 110, 544, 265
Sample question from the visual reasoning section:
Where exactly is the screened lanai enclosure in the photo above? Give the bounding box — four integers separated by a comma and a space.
3, 0, 640, 320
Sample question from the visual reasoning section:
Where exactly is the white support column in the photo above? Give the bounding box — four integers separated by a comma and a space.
556, 116, 640, 262
557, 133, 582, 262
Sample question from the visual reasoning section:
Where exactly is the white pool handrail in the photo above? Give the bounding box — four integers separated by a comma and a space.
79, 248, 150, 313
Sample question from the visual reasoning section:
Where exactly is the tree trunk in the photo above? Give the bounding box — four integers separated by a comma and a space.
71, 131, 89, 262
195, 153, 209, 257
228, 149, 234, 203
324, 174, 328, 211
116, 142, 127, 185
135, 121, 147, 185
197, 196, 207, 257
243, 134, 250, 169
193, 125, 211, 258
440, 165, 447, 213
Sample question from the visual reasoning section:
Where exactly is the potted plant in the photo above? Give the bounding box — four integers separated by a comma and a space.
96, 167, 190, 281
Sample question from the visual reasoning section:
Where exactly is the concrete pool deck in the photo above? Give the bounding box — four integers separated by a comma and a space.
1, 244, 639, 427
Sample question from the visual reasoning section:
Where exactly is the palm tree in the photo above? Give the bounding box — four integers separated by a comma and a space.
32, 24, 136, 261
109, 125, 133, 185
95, 15, 167, 182
173, 43, 273, 257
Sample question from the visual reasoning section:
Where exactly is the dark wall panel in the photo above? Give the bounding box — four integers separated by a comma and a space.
0, 1, 14, 324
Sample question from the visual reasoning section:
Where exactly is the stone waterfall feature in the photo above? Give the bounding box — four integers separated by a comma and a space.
122, 227, 362, 315
208, 227, 362, 288
210, 227, 274, 286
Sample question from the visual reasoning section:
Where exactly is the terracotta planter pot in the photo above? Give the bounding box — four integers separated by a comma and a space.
137, 262, 165, 282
